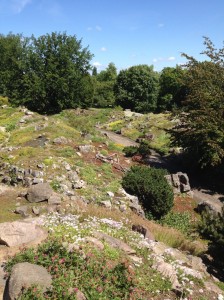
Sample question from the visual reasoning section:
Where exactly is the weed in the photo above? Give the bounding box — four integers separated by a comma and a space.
50, 180, 61, 192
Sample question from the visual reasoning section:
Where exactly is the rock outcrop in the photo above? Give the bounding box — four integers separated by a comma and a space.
5, 262, 52, 300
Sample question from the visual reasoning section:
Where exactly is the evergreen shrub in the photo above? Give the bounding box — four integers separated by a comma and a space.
122, 166, 174, 219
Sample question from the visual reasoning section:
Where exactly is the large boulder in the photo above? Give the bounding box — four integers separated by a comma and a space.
26, 183, 53, 203
0, 220, 47, 247
5, 262, 52, 300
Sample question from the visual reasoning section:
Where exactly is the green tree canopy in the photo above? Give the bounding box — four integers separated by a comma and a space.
114, 65, 159, 113
157, 66, 186, 112
92, 62, 117, 107
0, 33, 27, 99
24, 32, 93, 113
0, 32, 93, 113
171, 37, 224, 169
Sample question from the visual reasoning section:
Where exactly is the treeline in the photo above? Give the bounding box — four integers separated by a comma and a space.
0, 32, 186, 114
1, 32, 224, 171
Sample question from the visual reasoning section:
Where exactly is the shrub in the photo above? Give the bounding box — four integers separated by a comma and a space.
123, 146, 138, 157
123, 142, 151, 158
198, 207, 224, 250
122, 166, 174, 219
138, 141, 151, 158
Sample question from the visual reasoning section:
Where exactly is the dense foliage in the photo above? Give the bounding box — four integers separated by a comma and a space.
114, 65, 159, 113
0, 32, 93, 113
171, 37, 224, 169
92, 63, 117, 107
122, 166, 174, 219
198, 208, 224, 265
157, 66, 186, 112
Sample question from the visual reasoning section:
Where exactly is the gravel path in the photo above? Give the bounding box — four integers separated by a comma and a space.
98, 129, 138, 147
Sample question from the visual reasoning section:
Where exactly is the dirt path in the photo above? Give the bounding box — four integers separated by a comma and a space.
98, 129, 138, 147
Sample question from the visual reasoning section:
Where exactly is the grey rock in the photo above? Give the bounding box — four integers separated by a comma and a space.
0, 220, 47, 247
47, 204, 58, 213
100, 200, 112, 209
37, 163, 45, 169
2, 176, 11, 184
16, 174, 23, 181
129, 203, 145, 218
72, 180, 85, 189
6, 262, 52, 300
25, 110, 34, 116
119, 204, 127, 212
15, 206, 28, 218
94, 231, 136, 254
107, 191, 114, 198
172, 174, 180, 188
53, 136, 68, 145
63, 162, 71, 171
26, 183, 53, 203
32, 206, 41, 215
67, 171, 79, 182
78, 145, 94, 153
23, 177, 32, 187
32, 178, 44, 184
48, 193, 62, 205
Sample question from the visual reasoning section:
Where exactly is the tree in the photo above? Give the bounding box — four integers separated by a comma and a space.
92, 66, 97, 76
122, 166, 174, 219
171, 37, 224, 169
0, 33, 28, 101
26, 32, 94, 113
157, 66, 186, 112
114, 65, 159, 113
93, 62, 117, 107
97, 62, 117, 82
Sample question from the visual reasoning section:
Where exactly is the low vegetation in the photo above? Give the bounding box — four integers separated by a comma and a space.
122, 166, 174, 219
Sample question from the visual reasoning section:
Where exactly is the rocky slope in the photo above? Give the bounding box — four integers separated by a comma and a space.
0, 105, 223, 299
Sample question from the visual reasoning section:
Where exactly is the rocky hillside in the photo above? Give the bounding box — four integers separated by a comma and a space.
0, 105, 223, 300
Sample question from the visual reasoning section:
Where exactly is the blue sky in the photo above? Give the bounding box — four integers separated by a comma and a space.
0, 0, 224, 72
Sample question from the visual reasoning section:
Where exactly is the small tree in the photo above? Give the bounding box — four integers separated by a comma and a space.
122, 166, 174, 219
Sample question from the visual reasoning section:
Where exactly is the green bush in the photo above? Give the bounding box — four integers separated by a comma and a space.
123, 142, 151, 158
138, 141, 151, 158
198, 207, 224, 248
123, 146, 138, 157
122, 166, 174, 219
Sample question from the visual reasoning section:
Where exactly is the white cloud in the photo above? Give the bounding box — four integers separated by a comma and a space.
96, 25, 102, 31
11, 0, 32, 14
93, 62, 102, 68
87, 25, 102, 32
153, 56, 176, 63
152, 57, 163, 63
100, 47, 107, 52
